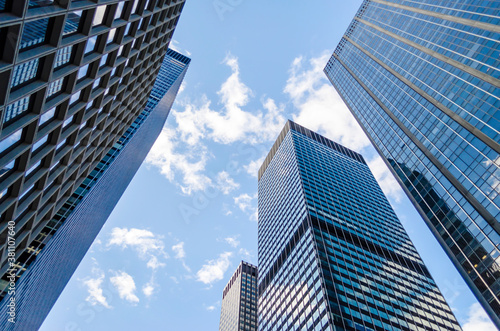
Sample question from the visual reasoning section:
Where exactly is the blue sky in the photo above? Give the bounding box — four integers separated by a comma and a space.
41, 1, 495, 330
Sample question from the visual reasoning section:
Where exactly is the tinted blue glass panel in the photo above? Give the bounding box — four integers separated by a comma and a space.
19, 18, 49, 50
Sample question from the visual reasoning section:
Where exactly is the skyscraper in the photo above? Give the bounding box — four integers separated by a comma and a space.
0, 0, 187, 329
258, 121, 461, 331
324, 0, 500, 326
219, 261, 258, 331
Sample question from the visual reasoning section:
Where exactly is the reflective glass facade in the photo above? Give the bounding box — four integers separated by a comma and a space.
0, 49, 189, 330
324, 0, 500, 326
258, 121, 461, 331
219, 261, 258, 331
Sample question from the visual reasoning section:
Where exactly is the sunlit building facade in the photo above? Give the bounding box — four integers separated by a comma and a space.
257, 121, 461, 331
0, 0, 187, 329
219, 261, 258, 331
324, 0, 500, 326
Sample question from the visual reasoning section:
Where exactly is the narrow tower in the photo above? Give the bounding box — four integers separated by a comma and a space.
324, 0, 500, 326
219, 261, 258, 331
0, 0, 188, 323
258, 121, 461, 331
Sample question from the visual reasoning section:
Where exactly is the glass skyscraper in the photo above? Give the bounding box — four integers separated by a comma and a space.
324, 0, 500, 326
258, 121, 461, 331
0, 0, 187, 329
219, 261, 258, 331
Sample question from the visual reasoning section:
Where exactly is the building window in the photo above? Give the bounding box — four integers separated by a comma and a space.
0, 129, 22, 155
69, 90, 81, 105
54, 46, 73, 68
19, 18, 49, 50
26, 160, 41, 177
99, 54, 108, 68
85, 36, 98, 54
39, 107, 56, 126
93, 5, 107, 26
28, 0, 55, 9
0, 160, 15, 180
32, 134, 48, 153
117, 45, 125, 57
46, 78, 64, 98
115, 2, 125, 20
107, 28, 116, 44
56, 138, 67, 152
124, 22, 132, 36
131, 0, 140, 14
4, 97, 30, 123
77, 63, 90, 80
11, 58, 39, 88
92, 77, 101, 90
62, 115, 74, 128
63, 11, 82, 36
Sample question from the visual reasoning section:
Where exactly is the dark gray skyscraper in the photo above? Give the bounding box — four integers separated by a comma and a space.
219, 261, 258, 331
324, 0, 500, 326
0, 0, 187, 329
257, 121, 461, 331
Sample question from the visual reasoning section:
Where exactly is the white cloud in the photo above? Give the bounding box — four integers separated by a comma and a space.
196, 252, 232, 285
110, 271, 139, 304
146, 127, 212, 195
224, 236, 240, 248
142, 283, 155, 298
234, 193, 253, 212
169, 39, 191, 57
285, 52, 370, 152
82, 268, 111, 309
172, 242, 186, 259
206, 306, 216, 311
146, 53, 286, 195
107, 228, 167, 270
243, 155, 266, 178
238, 248, 252, 260
367, 156, 403, 202
170, 54, 286, 146
462, 303, 496, 331
216, 171, 240, 194
234, 193, 258, 221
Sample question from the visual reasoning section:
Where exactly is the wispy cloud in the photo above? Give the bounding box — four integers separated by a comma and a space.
196, 252, 233, 285
107, 228, 167, 270
216, 171, 240, 194
462, 303, 496, 331
146, 127, 212, 195
172, 242, 186, 259
367, 156, 403, 202
285, 52, 370, 152
243, 154, 266, 178
82, 268, 111, 309
110, 271, 139, 304
224, 236, 240, 248
142, 283, 155, 298
146, 54, 286, 195
172, 54, 285, 145
234, 193, 258, 221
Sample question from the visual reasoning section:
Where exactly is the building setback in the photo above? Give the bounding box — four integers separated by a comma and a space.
257, 121, 461, 331
324, 0, 500, 326
219, 261, 258, 331
0, 0, 188, 329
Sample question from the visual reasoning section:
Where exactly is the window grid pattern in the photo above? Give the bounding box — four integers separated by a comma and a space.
0, 0, 186, 323
258, 122, 461, 331
219, 262, 258, 331
325, 0, 500, 326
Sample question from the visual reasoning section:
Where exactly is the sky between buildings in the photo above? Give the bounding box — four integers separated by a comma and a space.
41, 1, 495, 330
